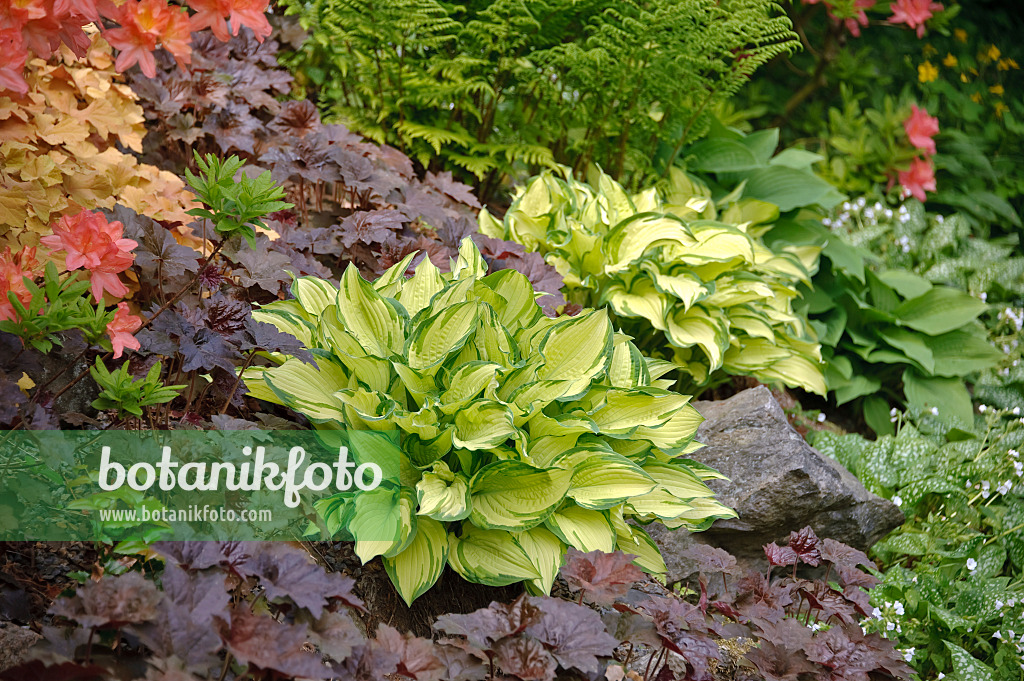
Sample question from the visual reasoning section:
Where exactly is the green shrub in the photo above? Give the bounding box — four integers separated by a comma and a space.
242, 239, 734, 604
479, 167, 826, 396
282, 0, 798, 199
810, 407, 1024, 681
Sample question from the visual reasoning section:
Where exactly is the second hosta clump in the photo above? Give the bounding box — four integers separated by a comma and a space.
244, 239, 734, 604
480, 168, 826, 395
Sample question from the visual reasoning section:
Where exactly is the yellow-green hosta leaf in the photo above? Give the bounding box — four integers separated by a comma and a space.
468, 460, 572, 530
398, 256, 446, 317
240, 367, 279, 404
641, 461, 718, 499
384, 516, 448, 605
252, 306, 317, 349
723, 339, 791, 372
481, 269, 542, 333
606, 335, 649, 389
756, 355, 827, 395
453, 401, 518, 450
667, 308, 728, 371
334, 387, 397, 428
374, 252, 417, 294
407, 301, 479, 370
262, 357, 351, 423
350, 486, 407, 563
536, 309, 612, 388
555, 450, 656, 510
605, 214, 695, 274
452, 237, 488, 280
633, 403, 704, 449
544, 504, 615, 553
337, 265, 407, 358
441, 361, 501, 406
645, 267, 707, 312
291, 276, 339, 316
416, 461, 471, 522
589, 388, 692, 433
514, 526, 565, 596
608, 507, 667, 576
604, 277, 670, 332
525, 434, 580, 468
471, 304, 517, 366
662, 497, 739, 530
625, 487, 693, 521
447, 525, 541, 587
478, 208, 505, 238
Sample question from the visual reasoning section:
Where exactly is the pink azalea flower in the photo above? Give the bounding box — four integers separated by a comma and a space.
889, 0, 943, 38
106, 302, 142, 358
40, 210, 137, 302
904, 104, 940, 155
843, 0, 875, 37
0, 246, 39, 322
899, 157, 937, 202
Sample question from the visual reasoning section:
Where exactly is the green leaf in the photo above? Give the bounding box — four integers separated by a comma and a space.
416, 461, 471, 522
514, 526, 565, 596
903, 370, 973, 425
468, 461, 572, 531
894, 287, 988, 336
685, 138, 761, 173
944, 642, 996, 681
447, 525, 541, 587
384, 516, 447, 606
544, 504, 616, 553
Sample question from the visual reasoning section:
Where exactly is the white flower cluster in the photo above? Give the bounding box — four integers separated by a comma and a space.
1000, 307, 1024, 333
872, 601, 905, 634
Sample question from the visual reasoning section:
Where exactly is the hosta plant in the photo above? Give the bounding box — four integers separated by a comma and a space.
479, 167, 826, 395
243, 238, 735, 604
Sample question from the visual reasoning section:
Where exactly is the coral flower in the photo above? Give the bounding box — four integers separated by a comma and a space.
899, 157, 937, 202
40, 210, 137, 302
188, 0, 271, 43
903, 104, 939, 155
889, 0, 943, 38
106, 301, 142, 358
0, 246, 39, 322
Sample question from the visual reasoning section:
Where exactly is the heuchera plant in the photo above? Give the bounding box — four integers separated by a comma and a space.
243, 238, 735, 604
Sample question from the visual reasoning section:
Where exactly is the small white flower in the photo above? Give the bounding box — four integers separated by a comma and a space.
1010, 449, 1020, 458
856, 197, 867, 209
893, 495, 903, 507
872, 607, 883, 619
902, 648, 914, 662
886, 621, 896, 631
894, 602, 905, 616
817, 413, 826, 423
808, 622, 821, 632
966, 479, 972, 488
884, 209, 894, 219
890, 407, 899, 416
966, 558, 978, 572
997, 480, 1013, 495
1013, 407, 1021, 416
995, 631, 1004, 640
936, 214, 945, 224
930, 406, 939, 416
980, 404, 988, 412
1015, 461, 1023, 477
896, 624, 902, 633
996, 599, 1005, 609
980, 292, 988, 302
1008, 598, 1017, 607
937, 673, 945, 680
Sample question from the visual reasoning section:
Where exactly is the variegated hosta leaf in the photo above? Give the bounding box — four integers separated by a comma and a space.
247, 238, 732, 602
489, 168, 825, 394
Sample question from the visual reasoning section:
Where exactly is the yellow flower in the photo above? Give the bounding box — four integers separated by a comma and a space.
923, 43, 938, 57
971, 92, 983, 103
994, 102, 1009, 118
961, 73, 970, 83
998, 58, 1020, 71
943, 53, 958, 67
988, 45, 1002, 61
990, 84, 1005, 96
955, 28, 968, 43
918, 61, 939, 83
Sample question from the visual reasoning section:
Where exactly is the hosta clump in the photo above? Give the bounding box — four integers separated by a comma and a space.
480, 168, 825, 394
244, 238, 734, 604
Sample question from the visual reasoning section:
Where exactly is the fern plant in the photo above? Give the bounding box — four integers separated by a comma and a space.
281, 0, 799, 201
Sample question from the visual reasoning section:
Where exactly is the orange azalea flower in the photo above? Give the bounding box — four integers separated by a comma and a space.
899, 157, 937, 202
106, 301, 142, 358
40, 210, 138, 302
904, 104, 939, 155
187, 0, 271, 43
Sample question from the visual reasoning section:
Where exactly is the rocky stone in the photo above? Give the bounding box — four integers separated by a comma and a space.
0, 621, 39, 672
648, 386, 904, 581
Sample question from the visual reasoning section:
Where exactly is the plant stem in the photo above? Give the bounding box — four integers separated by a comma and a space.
221, 353, 256, 414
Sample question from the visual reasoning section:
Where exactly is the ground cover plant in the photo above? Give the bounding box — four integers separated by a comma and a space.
1, 531, 916, 681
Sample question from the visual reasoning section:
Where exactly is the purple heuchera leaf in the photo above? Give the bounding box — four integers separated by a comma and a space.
559, 548, 643, 606
763, 542, 799, 568
787, 526, 823, 566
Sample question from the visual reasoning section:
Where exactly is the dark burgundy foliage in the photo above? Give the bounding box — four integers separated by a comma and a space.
9, 531, 911, 681
787, 526, 823, 566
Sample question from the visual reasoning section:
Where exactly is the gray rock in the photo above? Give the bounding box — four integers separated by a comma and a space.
648, 386, 904, 581
0, 621, 39, 672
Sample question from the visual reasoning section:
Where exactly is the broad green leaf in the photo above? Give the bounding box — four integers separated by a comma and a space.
350, 487, 406, 563
544, 504, 616, 553
384, 516, 447, 605
452, 401, 517, 450
894, 287, 987, 336
514, 526, 565, 596
262, 357, 350, 423
903, 370, 973, 426
407, 301, 479, 370
554, 450, 656, 510
398, 256, 446, 317
944, 642, 996, 681
291, 276, 339, 316
536, 310, 612, 389
447, 525, 541, 587
642, 461, 717, 499
336, 265, 406, 357
416, 461, 471, 521
469, 460, 572, 530
685, 138, 761, 173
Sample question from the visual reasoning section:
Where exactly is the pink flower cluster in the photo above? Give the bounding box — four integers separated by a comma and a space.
899, 105, 940, 202
805, 0, 942, 39
41, 210, 138, 302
